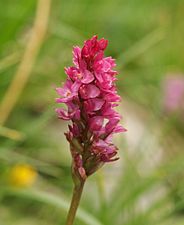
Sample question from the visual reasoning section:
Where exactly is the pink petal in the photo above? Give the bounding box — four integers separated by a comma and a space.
94, 51, 104, 63
113, 125, 127, 133
89, 116, 104, 131
55, 97, 73, 103
65, 67, 79, 79
71, 80, 81, 92
104, 92, 121, 102
55, 87, 65, 96
102, 60, 112, 72
55, 108, 70, 120
98, 38, 108, 50
105, 118, 120, 133
73, 46, 81, 67
81, 70, 94, 84
84, 98, 105, 112
80, 84, 101, 99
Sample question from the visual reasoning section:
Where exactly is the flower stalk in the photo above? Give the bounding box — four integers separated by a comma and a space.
65, 180, 85, 225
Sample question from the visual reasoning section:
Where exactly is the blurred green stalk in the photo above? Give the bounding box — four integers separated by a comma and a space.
0, 0, 51, 125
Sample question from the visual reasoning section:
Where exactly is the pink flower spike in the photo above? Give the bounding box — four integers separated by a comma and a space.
55, 35, 126, 180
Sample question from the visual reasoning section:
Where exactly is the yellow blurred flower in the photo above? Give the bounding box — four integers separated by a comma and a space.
9, 164, 37, 187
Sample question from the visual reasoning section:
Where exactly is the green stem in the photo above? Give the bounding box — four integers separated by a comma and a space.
65, 180, 85, 225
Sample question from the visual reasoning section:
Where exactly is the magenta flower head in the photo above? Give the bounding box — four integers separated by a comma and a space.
56, 36, 126, 183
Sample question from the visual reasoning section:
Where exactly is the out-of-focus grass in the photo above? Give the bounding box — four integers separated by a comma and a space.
0, 0, 184, 224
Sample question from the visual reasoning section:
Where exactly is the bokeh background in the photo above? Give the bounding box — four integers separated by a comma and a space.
0, 0, 184, 224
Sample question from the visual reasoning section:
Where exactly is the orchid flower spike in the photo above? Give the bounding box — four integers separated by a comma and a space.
56, 35, 126, 183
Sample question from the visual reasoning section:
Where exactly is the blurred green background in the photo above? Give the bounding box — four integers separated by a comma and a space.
0, 0, 184, 224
